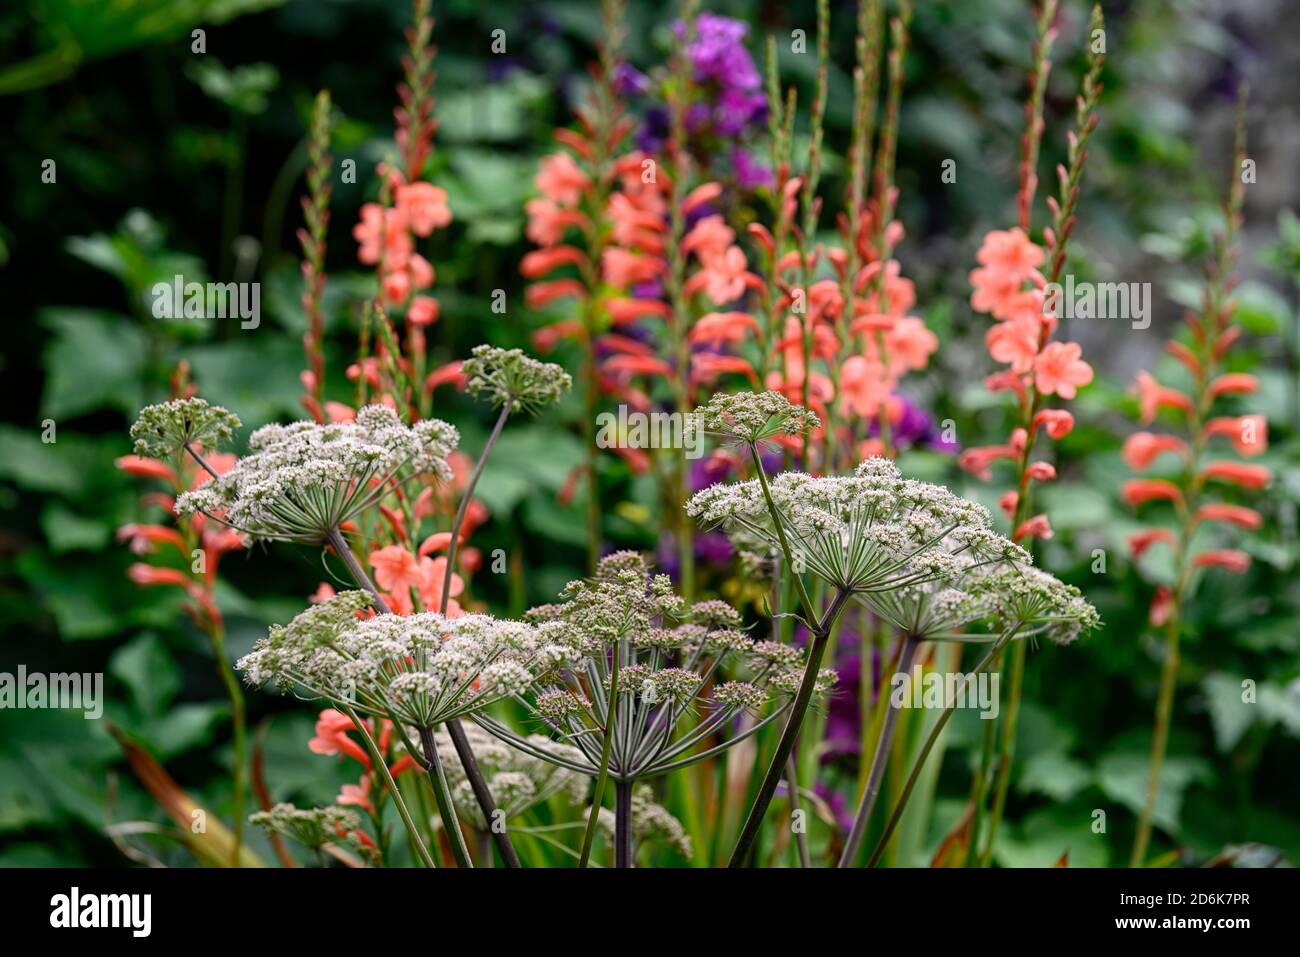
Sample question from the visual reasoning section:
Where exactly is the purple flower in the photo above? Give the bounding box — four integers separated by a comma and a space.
614, 63, 651, 97
674, 14, 762, 91
731, 148, 773, 190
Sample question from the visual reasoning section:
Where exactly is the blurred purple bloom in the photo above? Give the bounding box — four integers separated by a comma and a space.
731, 148, 773, 189
614, 63, 651, 97
674, 14, 762, 91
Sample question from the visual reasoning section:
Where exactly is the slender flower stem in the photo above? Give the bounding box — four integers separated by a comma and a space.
418, 724, 474, 868
579, 649, 621, 868
342, 704, 435, 868
615, 779, 634, 868
977, 636, 1026, 866
209, 626, 246, 867
436, 401, 521, 868
866, 631, 1015, 867
728, 587, 853, 868
439, 402, 509, 607
838, 631, 922, 866
1130, 608, 1182, 866
785, 752, 811, 868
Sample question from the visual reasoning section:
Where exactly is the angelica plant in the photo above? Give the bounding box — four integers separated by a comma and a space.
687, 390, 1035, 866
249, 804, 374, 865
238, 592, 579, 868
474, 551, 820, 867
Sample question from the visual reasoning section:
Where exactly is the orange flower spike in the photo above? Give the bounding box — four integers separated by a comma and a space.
1192, 549, 1251, 574
1122, 479, 1185, 508
1193, 503, 1262, 531
1199, 461, 1271, 491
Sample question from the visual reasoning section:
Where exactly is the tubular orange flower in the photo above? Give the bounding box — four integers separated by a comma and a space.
1207, 372, 1258, 398
1122, 479, 1184, 507
1193, 503, 1262, 530
1128, 527, 1176, 558
1202, 414, 1267, 456
1122, 432, 1188, 471
116, 455, 179, 483
1033, 341, 1093, 399
1192, 549, 1251, 574
1013, 513, 1053, 543
1199, 461, 1271, 491
1135, 371, 1194, 424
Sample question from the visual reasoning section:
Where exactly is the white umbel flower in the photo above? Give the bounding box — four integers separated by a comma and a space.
176, 404, 458, 543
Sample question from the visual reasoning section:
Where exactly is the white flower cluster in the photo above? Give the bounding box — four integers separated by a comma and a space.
461, 344, 573, 415
695, 390, 821, 444
595, 784, 693, 859
175, 404, 458, 543
236, 591, 578, 727
248, 802, 362, 851
476, 552, 828, 783
434, 724, 587, 829
688, 457, 1029, 594
130, 397, 242, 459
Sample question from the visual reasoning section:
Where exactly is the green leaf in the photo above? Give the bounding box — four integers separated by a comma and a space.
110, 632, 181, 717
39, 309, 148, 421
473, 426, 585, 515
1018, 751, 1093, 802
1097, 751, 1212, 833
41, 502, 112, 553
1202, 673, 1257, 752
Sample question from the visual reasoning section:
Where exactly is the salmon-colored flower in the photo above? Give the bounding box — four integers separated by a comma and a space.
1122, 432, 1188, 471
127, 564, 190, 587
309, 709, 370, 767
1135, 371, 1193, 424
526, 279, 587, 308
975, 227, 1044, 276
1207, 373, 1258, 398
1128, 527, 1176, 558
602, 248, 664, 288
697, 246, 750, 304
1014, 514, 1053, 543
998, 491, 1018, 520
535, 152, 590, 206
986, 312, 1042, 373
1202, 415, 1267, 456
1025, 461, 1057, 481
417, 555, 464, 611
1194, 503, 1262, 530
353, 203, 412, 267
1034, 341, 1093, 398
838, 355, 891, 420
407, 295, 439, 327
369, 545, 423, 594
689, 311, 758, 347
886, 317, 938, 374
117, 523, 187, 555
1032, 408, 1074, 439
1192, 549, 1251, 574
116, 455, 178, 483
1200, 461, 1270, 490
682, 215, 735, 261
1149, 585, 1174, 627
524, 198, 586, 246
1122, 479, 1184, 507
396, 182, 451, 236
338, 776, 373, 813
958, 443, 1019, 481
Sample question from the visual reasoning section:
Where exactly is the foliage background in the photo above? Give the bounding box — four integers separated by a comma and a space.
0, 0, 1297, 867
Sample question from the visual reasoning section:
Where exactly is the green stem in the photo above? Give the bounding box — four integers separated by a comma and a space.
866, 631, 1015, 867
1130, 607, 1182, 866
209, 627, 246, 867
342, 704, 435, 868
578, 649, 620, 868
838, 632, 922, 866
418, 724, 473, 868
728, 587, 853, 867
977, 636, 1026, 867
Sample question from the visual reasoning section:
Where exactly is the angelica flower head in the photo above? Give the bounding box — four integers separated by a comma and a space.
461, 344, 573, 414
695, 390, 820, 445
248, 803, 363, 851
687, 457, 1029, 594
478, 555, 804, 783
130, 397, 242, 459
965, 564, 1101, 645
436, 724, 587, 828
236, 592, 575, 726
175, 404, 458, 543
